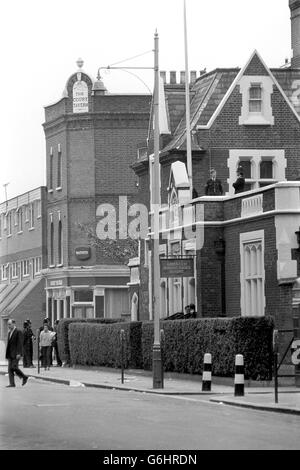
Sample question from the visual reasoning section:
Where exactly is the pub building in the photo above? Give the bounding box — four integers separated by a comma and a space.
43, 59, 151, 322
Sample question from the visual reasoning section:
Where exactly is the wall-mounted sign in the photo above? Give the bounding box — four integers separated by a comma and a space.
49, 279, 64, 287
75, 247, 91, 261
73, 80, 89, 113
160, 257, 194, 278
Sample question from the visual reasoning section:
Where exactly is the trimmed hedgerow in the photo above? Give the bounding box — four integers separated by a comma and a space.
57, 318, 123, 365
142, 316, 274, 380
69, 321, 143, 369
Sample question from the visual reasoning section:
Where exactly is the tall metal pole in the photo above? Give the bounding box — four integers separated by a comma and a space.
152, 30, 163, 389
184, 0, 193, 199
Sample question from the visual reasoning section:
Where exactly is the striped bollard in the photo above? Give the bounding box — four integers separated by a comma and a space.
202, 353, 212, 391
234, 354, 244, 396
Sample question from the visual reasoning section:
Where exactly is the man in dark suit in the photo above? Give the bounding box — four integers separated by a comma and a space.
5, 319, 28, 387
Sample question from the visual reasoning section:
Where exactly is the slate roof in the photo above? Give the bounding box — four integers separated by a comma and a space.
162, 69, 239, 153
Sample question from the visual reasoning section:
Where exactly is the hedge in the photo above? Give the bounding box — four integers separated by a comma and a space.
69, 321, 143, 369
142, 316, 274, 380
57, 318, 123, 365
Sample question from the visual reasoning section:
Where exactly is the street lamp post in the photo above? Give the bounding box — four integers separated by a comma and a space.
96, 31, 163, 388
152, 30, 163, 389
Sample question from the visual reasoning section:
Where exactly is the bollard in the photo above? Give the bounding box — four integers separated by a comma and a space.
202, 353, 212, 391
120, 329, 125, 384
273, 329, 279, 403
36, 328, 40, 374
234, 354, 244, 396
160, 329, 165, 389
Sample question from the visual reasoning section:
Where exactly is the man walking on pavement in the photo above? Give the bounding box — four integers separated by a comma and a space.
5, 319, 28, 388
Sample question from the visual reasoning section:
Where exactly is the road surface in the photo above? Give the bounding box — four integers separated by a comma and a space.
0, 375, 299, 450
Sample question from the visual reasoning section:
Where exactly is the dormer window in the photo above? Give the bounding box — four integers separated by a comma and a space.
239, 76, 274, 126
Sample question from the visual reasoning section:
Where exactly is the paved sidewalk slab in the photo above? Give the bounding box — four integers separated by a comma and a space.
1, 364, 299, 416
0, 366, 232, 395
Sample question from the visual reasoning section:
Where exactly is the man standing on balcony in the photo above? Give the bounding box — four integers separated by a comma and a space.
233, 167, 245, 194
5, 319, 28, 388
205, 169, 223, 196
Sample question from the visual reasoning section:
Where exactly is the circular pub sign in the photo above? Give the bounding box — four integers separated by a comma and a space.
75, 247, 91, 261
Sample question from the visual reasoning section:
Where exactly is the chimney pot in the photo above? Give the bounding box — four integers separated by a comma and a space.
170, 71, 177, 84
160, 71, 166, 83
190, 71, 197, 83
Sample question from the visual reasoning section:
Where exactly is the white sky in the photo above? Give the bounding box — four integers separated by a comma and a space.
0, 0, 292, 201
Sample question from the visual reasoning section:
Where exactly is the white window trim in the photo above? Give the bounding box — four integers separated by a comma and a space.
14, 210, 18, 226
2, 264, 9, 280
240, 230, 265, 317
34, 257, 42, 275
29, 202, 35, 229
6, 212, 12, 236
239, 76, 274, 126
12, 262, 18, 279
22, 260, 30, 277
24, 206, 29, 222
227, 149, 286, 196
37, 200, 41, 218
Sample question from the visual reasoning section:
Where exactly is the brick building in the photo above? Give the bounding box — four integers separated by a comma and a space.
130, 2, 300, 331
42, 60, 151, 322
0, 187, 47, 359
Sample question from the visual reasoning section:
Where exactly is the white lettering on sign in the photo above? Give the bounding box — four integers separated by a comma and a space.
73, 80, 89, 113
291, 339, 300, 365
50, 280, 63, 287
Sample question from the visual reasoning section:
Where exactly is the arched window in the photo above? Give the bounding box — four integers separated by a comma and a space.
58, 220, 63, 265
241, 233, 264, 317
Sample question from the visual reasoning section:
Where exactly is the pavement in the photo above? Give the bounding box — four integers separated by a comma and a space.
0, 361, 300, 416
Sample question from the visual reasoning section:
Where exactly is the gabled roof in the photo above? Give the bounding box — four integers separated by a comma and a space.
196, 50, 300, 129
162, 50, 300, 155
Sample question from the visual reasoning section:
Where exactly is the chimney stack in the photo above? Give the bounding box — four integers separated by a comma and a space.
290, 0, 300, 67
180, 71, 185, 84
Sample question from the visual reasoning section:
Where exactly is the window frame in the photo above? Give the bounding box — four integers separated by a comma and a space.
240, 230, 265, 317
29, 202, 35, 229
1, 264, 9, 280
249, 83, 262, 114
34, 257, 42, 275
56, 148, 62, 190
239, 75, 274, 126
17, 207, 23, 233
22, 259, 30, 277
227, 150, 286, 196
6, 212, 12, 236
11, 262, 18, 279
